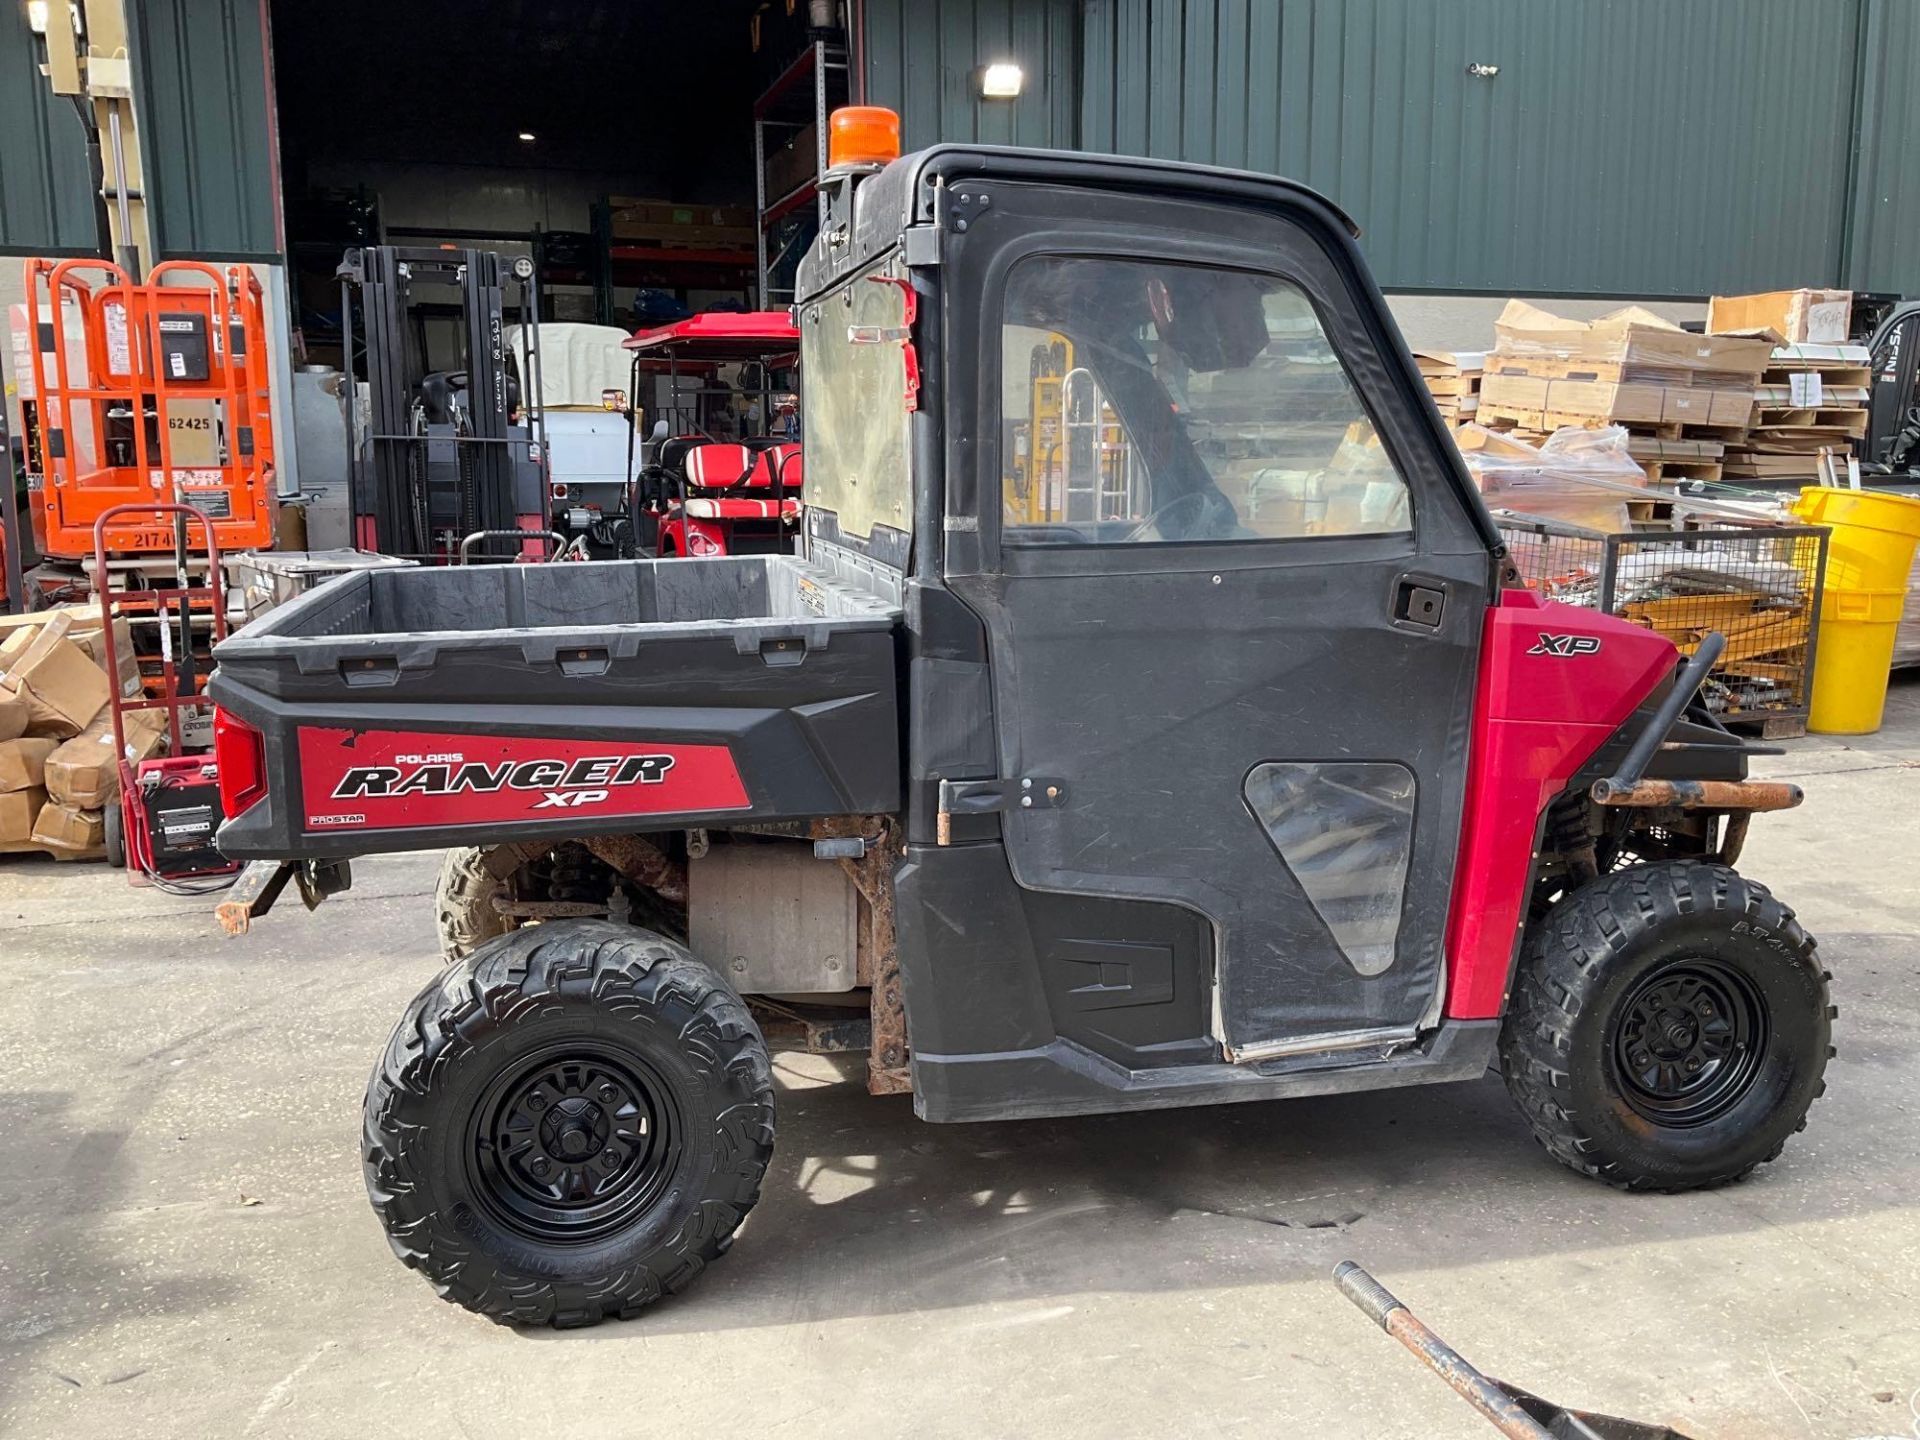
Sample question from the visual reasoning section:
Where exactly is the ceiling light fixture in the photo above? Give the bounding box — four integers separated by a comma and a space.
517, 131, 536, 143
980, 61, 1023, 99
26, 1, 50, 34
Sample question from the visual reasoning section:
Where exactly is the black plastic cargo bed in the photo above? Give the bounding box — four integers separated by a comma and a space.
209, 555, 902, 860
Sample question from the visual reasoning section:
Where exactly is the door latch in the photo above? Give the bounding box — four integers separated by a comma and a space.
1392, 578, 1447, 630
935, 776, 1068, 845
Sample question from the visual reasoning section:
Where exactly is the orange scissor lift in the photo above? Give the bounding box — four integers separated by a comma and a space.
18, 259, 276, 600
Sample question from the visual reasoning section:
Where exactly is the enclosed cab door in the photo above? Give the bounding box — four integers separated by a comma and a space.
940, 178, 1494, 1061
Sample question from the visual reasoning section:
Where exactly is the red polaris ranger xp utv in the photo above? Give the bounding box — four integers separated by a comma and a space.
208, 108, 1831, 1328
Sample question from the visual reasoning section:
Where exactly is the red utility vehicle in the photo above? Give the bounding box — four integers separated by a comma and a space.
209, 116, 1830, 1329
623, 311, 802, 557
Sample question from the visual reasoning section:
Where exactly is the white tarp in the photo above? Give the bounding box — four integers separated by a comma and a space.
507, 323, 633, 410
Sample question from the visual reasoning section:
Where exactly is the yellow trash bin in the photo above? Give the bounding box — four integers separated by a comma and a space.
1789, 486, 1920, 734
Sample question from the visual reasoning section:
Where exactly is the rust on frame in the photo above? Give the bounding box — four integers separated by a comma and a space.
812, 815, 912, 1096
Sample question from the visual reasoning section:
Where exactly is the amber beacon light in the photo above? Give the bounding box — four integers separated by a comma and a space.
828, 106, 902, 169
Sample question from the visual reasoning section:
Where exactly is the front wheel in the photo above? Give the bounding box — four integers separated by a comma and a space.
364, 920, 775, 1326
1500, 861, 1832, 1192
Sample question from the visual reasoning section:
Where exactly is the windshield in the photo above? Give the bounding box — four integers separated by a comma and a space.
1000, 255, 1410, 544
798, 257, 914, 543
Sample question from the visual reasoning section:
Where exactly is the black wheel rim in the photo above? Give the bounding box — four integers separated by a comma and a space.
466, 1043, 683, 1245
1610, 958, 1769, 1127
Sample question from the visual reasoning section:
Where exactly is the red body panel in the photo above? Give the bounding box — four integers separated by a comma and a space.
295, 728, 750, 834
658, 514, 728, 556
1443, 591, 1678, 1019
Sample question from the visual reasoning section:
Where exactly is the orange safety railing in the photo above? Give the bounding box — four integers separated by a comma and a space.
20, 258, 276, 564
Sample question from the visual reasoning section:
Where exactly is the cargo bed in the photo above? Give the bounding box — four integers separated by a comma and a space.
209, 555, 903, 860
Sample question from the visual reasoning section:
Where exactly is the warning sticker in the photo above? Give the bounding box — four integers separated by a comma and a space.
177, 487, 232, 520
104, 301, 131, 375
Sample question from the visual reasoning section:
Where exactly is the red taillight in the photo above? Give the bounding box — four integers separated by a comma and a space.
213, 707, 268, 818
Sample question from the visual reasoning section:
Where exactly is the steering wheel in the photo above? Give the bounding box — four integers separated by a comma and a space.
1119, 489, 1239, 543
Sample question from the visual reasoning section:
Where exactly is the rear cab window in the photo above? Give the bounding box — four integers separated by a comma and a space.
799, 258, 915, 545
999, 255, 1411, 545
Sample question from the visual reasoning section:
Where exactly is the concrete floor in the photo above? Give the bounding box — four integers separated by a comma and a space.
2, 680, 1917, 1440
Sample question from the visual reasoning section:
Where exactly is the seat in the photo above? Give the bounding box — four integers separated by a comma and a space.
683, 443, 758, 490
758, 443, 803, 494
681, 496, 802, 520
667, 441, 804, 527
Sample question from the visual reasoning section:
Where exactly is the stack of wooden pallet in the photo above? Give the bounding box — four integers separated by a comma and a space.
1476, 302, 1774, 491
1412, 349, 1483, 430
1720, 343, 1873, 482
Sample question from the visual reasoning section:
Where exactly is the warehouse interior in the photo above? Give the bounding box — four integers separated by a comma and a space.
266, 0, 841, 369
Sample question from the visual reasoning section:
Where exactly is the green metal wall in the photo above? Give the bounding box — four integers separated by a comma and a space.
863, 0, 1920, 296
130, 0, 281, 259
1080, 0, 1882, 296
0, 9, 100, 255
863, 0, 1081, 151
1846, 0, 1920, 293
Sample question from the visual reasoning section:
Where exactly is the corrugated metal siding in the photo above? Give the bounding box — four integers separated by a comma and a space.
863, 0, 1080, 151
131, 0, 280, 258
1080, 0, 1872, 296
1846, 0, 1920, 292
0, 11, 100, 255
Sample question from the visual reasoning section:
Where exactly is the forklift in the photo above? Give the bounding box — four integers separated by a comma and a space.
1863, 298, 1920, 477
335, 246, 551, 563
211, 108, 1832, 1329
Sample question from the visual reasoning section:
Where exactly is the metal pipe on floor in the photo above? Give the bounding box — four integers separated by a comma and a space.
1334, 1262, 1556, 1440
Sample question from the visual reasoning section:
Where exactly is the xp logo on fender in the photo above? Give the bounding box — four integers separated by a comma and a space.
1527, 633, 1604, 657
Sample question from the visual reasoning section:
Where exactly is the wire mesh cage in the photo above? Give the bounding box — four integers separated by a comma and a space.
1495, 514, 1829, 731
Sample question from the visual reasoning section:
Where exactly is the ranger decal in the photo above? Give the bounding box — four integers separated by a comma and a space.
296, 727, 748, 832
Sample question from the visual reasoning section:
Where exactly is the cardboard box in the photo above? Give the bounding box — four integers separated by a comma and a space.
608, 198, 753, 229
0, 737, 59, 792
0, 785, 45, 843
71, 615, 139, 696
1479, 373, 1753, 428
45, 707, 167, 808
0, 694, 25, 743
1494, 301, 1775, 383
0, 612, 111, 738
30, 800, 103, 853
763, 122, 820, 206
0, 602, 103, 645
608, 198, 756, 248
1708, 289, 1852, 345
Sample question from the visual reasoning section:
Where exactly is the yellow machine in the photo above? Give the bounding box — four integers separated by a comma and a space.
1007, 336, 1139, 526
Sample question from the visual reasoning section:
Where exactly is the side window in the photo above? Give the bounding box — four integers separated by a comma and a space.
1000, 256, 1411, 545
1245, 762, 1416, 977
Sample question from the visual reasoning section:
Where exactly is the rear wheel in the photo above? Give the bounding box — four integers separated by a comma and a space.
1500, 861, 1832, 1191
435, 845, 514, 961
364, 920, 774, 1326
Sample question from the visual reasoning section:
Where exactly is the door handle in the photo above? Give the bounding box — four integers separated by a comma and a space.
1392, 577, 1447, 630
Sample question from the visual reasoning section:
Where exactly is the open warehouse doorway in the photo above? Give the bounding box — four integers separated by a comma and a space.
263, 0, 848, 552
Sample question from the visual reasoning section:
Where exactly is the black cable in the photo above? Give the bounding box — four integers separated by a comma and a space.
139, 863, 239, 897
